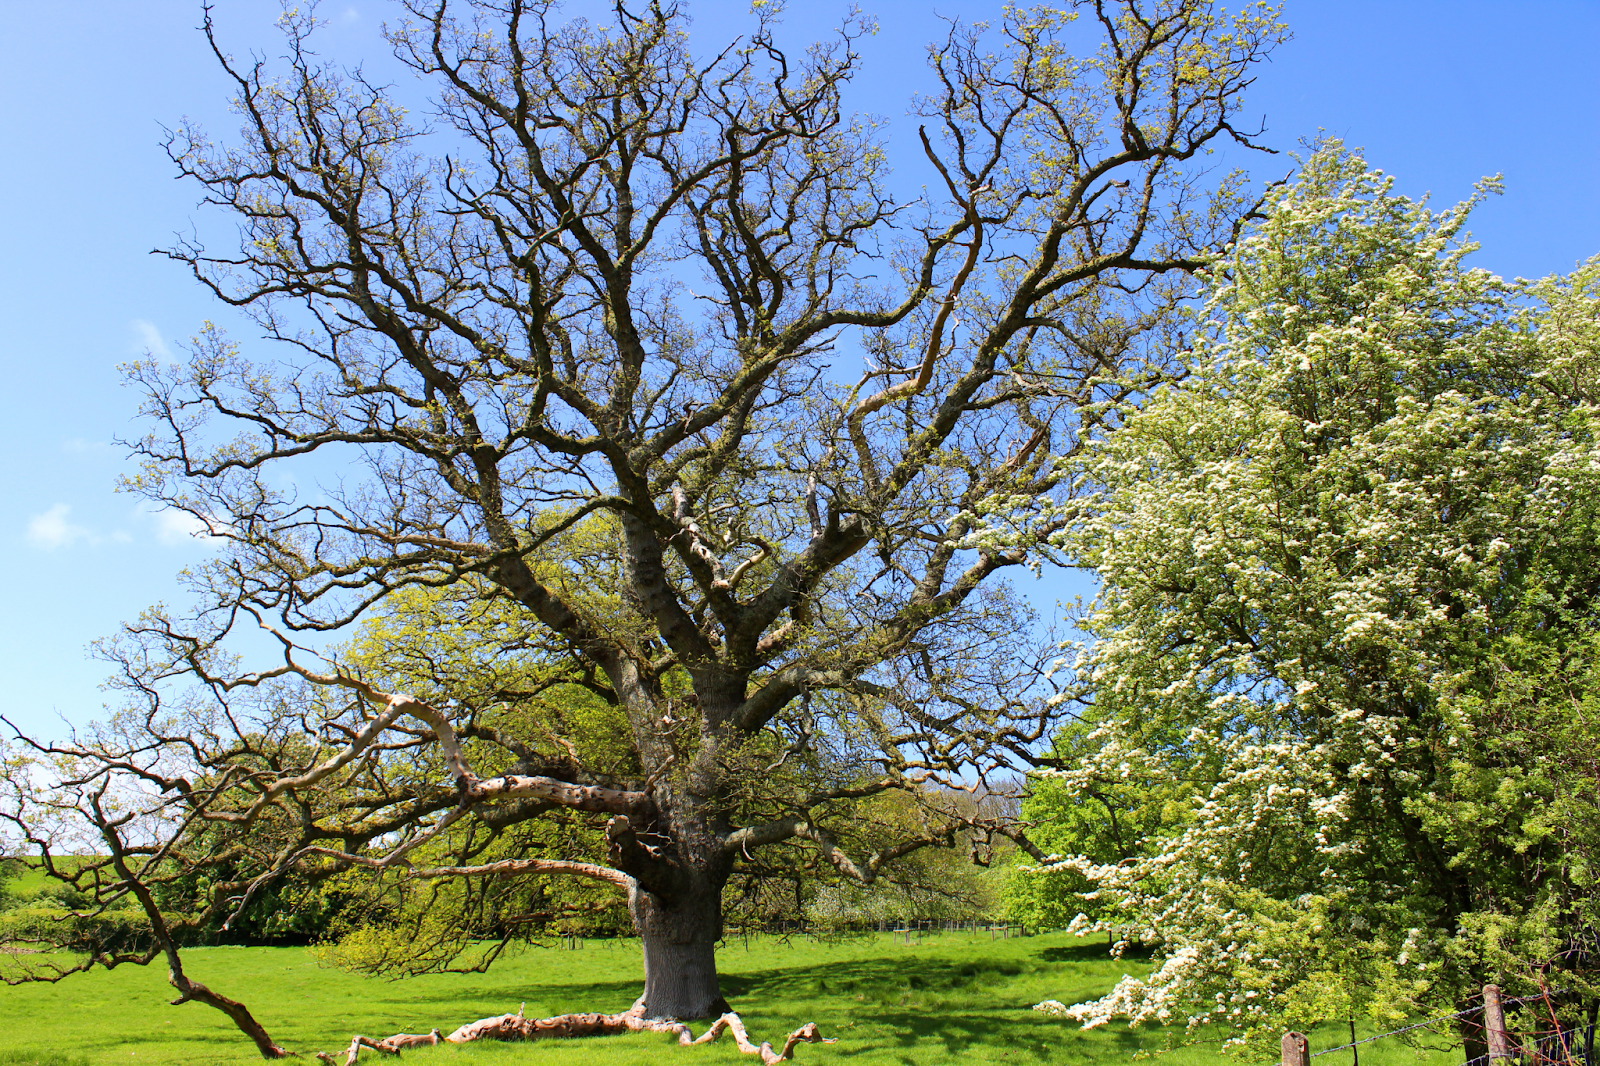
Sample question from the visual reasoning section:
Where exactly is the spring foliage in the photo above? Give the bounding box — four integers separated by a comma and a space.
1012, 146, 1600, 1044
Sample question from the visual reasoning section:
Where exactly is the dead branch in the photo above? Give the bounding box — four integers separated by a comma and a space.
319, 1004, 831, 1065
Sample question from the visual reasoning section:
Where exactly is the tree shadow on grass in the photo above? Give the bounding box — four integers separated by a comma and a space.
372, 939, 1134, 1060
396, 950, 1031, 1013
1038, 942, 1151, 964
729, 952, 1130, 1059
398, 975, 643, 1013
735, 954, 1023, 999
831, 1005, 1145, 1062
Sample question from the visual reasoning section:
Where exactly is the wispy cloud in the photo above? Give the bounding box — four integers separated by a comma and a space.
24, 502, 230, 551
152, 508, 227, 547
26, 504, 138, 550
130, 319, 172, 360
27, 504, 95, 550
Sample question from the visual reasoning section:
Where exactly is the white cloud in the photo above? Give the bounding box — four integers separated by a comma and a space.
25, 501, 227, 552
130, 319, 172, 360
153, 508, 227, 547
27, 504, 94, 550
25, 504, 137, 551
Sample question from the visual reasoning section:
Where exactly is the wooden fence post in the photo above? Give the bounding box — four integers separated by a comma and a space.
1484, 984, 1513, 1063
1282, 1031, 1310, 1066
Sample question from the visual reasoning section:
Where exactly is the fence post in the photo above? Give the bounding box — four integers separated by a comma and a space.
1282, 1031, 1310, 1066
1484, 985, 1513, 1064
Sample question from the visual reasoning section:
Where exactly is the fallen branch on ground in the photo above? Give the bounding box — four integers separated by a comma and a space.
314, 1031, 443, 1066
318, 1004, 833, 1065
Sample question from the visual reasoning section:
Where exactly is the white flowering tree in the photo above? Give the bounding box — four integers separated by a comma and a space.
1012, 147, 1600, 1050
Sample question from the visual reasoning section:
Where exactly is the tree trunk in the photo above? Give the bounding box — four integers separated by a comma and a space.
630, 880, 730, 1020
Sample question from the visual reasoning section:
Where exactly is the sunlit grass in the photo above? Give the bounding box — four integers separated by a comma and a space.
0, 932, 1465, 1066
2, 860, 83, 901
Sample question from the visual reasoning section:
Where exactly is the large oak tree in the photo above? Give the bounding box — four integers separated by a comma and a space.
2, 0, 1284, 1053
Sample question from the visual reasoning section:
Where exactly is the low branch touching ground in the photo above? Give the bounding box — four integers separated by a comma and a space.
314, 1031, 442, 1066
320, 1004, 833, 1066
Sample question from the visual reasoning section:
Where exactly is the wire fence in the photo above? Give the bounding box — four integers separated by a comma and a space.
725, 918, 1057, 947
1310, 1004, 1485, 1058
1287, 987, 1598, 1066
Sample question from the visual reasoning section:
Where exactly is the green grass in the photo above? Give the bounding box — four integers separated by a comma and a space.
0, 932, 1465, 1066
3, 860, 77, 901
0, 1052, 92, 1066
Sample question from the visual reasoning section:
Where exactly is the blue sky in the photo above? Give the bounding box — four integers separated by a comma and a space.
2, 1, 1597, 737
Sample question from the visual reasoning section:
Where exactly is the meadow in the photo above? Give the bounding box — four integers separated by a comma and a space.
0, 931, 1467, 1066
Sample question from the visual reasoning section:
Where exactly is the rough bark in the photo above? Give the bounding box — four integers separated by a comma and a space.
631, 882, 731, 1020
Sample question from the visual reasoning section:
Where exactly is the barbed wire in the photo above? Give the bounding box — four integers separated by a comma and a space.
1504, 990, 1574, 1009
1307, 989, 1578, 1060
1310, 1005, 1483, 1057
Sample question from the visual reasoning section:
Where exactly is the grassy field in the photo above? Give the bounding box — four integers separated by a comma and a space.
0, 931, 1466, 1066
2, 861, 75, 901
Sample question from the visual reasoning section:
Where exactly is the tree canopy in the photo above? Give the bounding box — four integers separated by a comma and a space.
1015, 146, 1600, 1048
